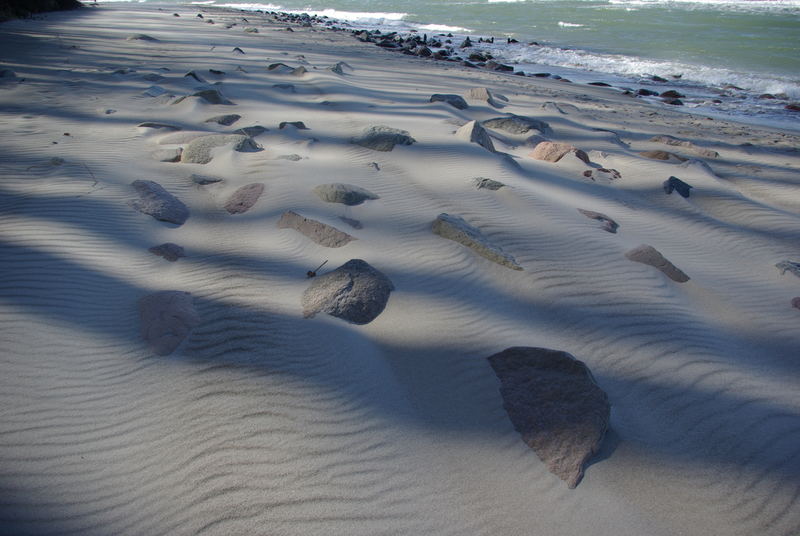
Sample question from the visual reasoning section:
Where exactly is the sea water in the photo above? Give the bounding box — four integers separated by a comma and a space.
104, 0, 800, 129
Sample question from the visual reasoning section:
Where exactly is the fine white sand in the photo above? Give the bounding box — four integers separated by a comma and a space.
1, 4, 799, 535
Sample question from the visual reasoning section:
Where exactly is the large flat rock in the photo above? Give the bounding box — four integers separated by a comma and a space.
277, 211, 355, 248
313, 183, 379, 206
224, 183, 264, 214
139, 291, 199, 355
488, 346, 610, 488
181, 134, 258, 164
482, 114, 550, 135
130, 180, 189, 225
625, 244, 690, 282
432, 213, 522, 270
352, 126, 416, 152
302, 259, 394, 324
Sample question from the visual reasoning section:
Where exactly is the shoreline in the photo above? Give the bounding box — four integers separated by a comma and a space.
1, 3, 799, 535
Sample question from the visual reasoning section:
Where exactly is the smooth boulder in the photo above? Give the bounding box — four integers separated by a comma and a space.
352, 126, 416, 152
181, 134, 258, 164
432, 213, 522, 270
204, 114, 241, 126
224, 183, 264, 214
139, 291, 199, 355
313, 183, 379, 206
488, 346, 610, 489
130, 180, 189, 225
530, 141, 590, 164
302, 259, 394, 324
482, 114, 550, 135
277, 211, 355, 247
625, 244, 689, 282
429, 94, 469, 110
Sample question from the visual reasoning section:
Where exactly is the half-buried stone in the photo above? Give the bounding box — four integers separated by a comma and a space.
530, 141, 590, 164
277, 211, 355, 247
172, 89, 233, 105
352, 126, 416, 152
578, 209, 618, 233
432, 213, 522, 270
482, 114, 550, 135
639, 150, 687, 163
663, 176, 693, 198
130, 180, 189, 225
181, 134, 258, 164
455, 120, 495, 153
474, 177, 505, 190
429, 94, 469, 110
776, 260, 800, 278
139, 291, 199, 356
625, 244, 689, 282
148, 242, 185, 262
224, 183, 264, 214
204, 114, 241, 126
313, 183, 379, 206
487, 346, 610, 489
302, 259, 394, 324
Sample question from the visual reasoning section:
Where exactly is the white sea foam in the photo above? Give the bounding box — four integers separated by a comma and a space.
280, 8, 407, 23
220, 2, 283, 9
607, 0, 800, 12
557, 21, 586, 28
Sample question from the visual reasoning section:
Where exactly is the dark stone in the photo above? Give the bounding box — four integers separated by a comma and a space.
660, 89, 686, 98
589, 82, 611, 87
148, 242, 185, 262
776, 260, 800, 278
663, 176, 693, 198
430, 94, 469, 110
224, 183, 264, 214
279, 121, 309, 130
204, 114, 241, 126
636, 88, 659, 96
474, 177, 506, 190
786, 103, 800, 112
460, 36, 473, 48
663, 98, 683, 106
313, 183, 379, 206
190, 174, 223, 185
650, 75, 668, 82
482, 114, 550, 135
578, 209, 618, 233
352, 126, 416, 151
488, 346, 610, 489
130, 180, 189, 225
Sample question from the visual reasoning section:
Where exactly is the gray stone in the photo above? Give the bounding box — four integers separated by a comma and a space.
530, 141, 590, 164
582, 168, 621, 182
224, 183, 264, 214
639, 150, 687, 162
487, 346, 610, 489
157, 131, 210, 145
577, 208, 618, 233
148, 242, 185, 262
181, 134, 258, 164
302, 259, 394, 324
455, 120, 495, 153
340, 216, 362, 229
313, 183, 379, 206
483, 114, 550, 135
234, 125, 268, 137
139, 291, 199, 356
432, 213, 522, 270
130, 180, 189, 225
267, 63, 306, 76
184, 70, 207, 83
279, 121, 309, 130
776, 260, 800, 278
650, 135, 719, 158
474, 177, 505, 190
204, 114, 241, 126
172, 89, 233, 105
329, 61, 353, 75
127, 34, 159, 41
792, 297, 800, 310
277, 211, 355, 247
190, 174, 223, 185
465, 87, 505, 108
663, 176, 693, 198
137, 122, 181, 131
152, 148, 183, 162
352, 126, 416, 152
429, 94, 469, 110
625, 244, 689, 282
272, 83, 296, 92
277, 154, 302, 161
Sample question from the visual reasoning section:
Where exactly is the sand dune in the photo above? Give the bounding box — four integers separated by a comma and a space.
1, 4, 799, 535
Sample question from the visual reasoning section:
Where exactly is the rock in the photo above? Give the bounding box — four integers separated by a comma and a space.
190, 174, 223, 185
152, 148, 183, 162
589, 82, 612, 87
184, 70, 206, 83
776, 260, 800, 278
465, 87, 504, 108
663, 176, 693, 198
148, 242, 185, 262
130, 180, 189, 225
157, 131, 210, 145
232, 47, 245, 54
582, 168, 621, 182
432, 213, 522, 270
482, 114, 550, 135
487, 346, 610, 489
139, 291, 199, 356
143, 86, 168, 97
301, 259, 394, 324
329, 61, 352, 75
455, 120, 495, 152
577, 209, 618, 233
352, 125, 416, 151
234, 125, 268, 137
273, 83, 296, 93
660, 89, 686, 98
268, 63, 306, 76
204, 114, 241, 126
639, 150, 687, 162
244, 27, 258, 33
429, 94, 469, 110
530, 141, 590, 164
277, 154, 302, 161
636, 88, 660, 97
277, 211, 356, 247
127, 34, 159, 41
340, 216, 362, 229
625, 244, 689, 282
313, 183, 379, 206
181, 134, 258, 164
792, 297, 800, 310
485, 60, 514, 72
649, 135, 719, 158
172, 89, 233, 105
474, 177, 505, 190
224, 183, 264, 214
460, 36, 473, 48
138, 122, 181, 131
786, 103, 800, 112
279, 121, 309, 130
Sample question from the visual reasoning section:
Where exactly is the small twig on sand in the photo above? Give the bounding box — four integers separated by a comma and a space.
307, 260, 328, 278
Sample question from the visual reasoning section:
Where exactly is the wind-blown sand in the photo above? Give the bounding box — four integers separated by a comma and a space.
1, 4, 799, 535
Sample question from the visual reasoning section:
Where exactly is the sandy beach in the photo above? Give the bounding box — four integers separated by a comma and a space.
1, 3, 799, 535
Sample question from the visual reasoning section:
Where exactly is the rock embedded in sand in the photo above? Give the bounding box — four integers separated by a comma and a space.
224, 183, 264, 214
578, 209, 618, 233
279, 121, 309, 130
204, 114, 241, 126
234, 125, 268, 137
791, 297, 800, 310
465, 87, 505, 108
148, 242, 185, 262
663, 176, 693, 198
130, 180, 189, 225
474, 177, 506, 190
181, 134, 258, 164
172, 89, 233, 105
277, 211, 355, 248
329, 61, 353, 75
650, 135, 719, 158
429, 94, 469, 110
190, 173, 223, 185
139, 291, 199, 356
625, 244, 689, 282
530, 141, 590, 164
352, 125, 416, 152
455, 120, 495, 152
127, 34, 159, 42
487, 346, 610, 489
776, 260, 800, 278
152, 148, 183, 162
432, 213, 522, 271
482, 114, 550, 135
137, 122, 181, 131
302, 259, 394, 324
582, 168, 622, 182
639, 150, 687, 162
313, 183, 379, 206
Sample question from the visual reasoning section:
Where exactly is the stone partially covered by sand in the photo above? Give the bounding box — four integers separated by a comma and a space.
130, 180, 189, 225
639, 150, 687, 163
530, 141, 590, 164
138, 291, 199, 356
172, 89, 234, 105
152, 148, 182, 162
482, 114, 550, 135
663, 176, 693, 198
277, 211, 356, 247
578, 209, 618, 233
455, 120, 495, 153
776, 260, 800, 278
148, 242, 185, 262
137, 122, 181, 131
487, 346, 610, 489
429, 94, 468, 110
650, 135, 719, 159
625, 244, 690, 282
127, 34, 159, 42
181, 134, 259, 164
432, 213, 522, 270
301, 259, 394, 324
352, 126, 416, 152
474, 177, 506, 190
313, 183, 379, 206
224, 183, 264, 214
204, 114, 241, 126
465, 87, 505, 108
